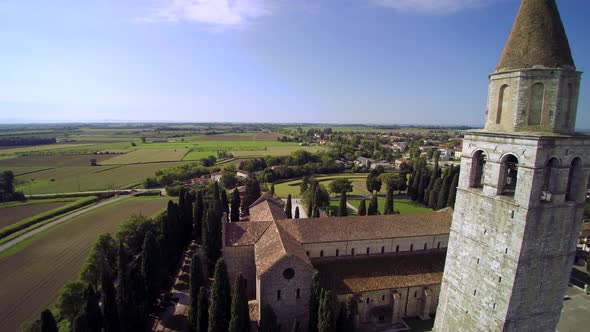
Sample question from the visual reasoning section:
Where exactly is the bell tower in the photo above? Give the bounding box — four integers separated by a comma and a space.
434, 1, 590, 331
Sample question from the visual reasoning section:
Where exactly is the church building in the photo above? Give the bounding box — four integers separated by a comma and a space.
223, 195, 451, 330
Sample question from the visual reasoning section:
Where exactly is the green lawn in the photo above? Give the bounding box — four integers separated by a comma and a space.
349, 198, 431, 215
274, 174, 385, 198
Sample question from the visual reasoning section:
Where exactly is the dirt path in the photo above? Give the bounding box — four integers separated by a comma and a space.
152, 242, 197, 332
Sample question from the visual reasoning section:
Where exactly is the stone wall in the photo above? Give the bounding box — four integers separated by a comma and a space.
434, 133, 590, 332
224, 246, 257, 299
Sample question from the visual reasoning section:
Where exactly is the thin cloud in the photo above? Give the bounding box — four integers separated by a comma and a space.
141, 0, 272, 25
372, 0, 494, 14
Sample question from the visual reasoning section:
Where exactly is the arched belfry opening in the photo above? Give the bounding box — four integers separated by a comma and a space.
470, 150, 487, 188
543, 158, 560, 196
500, 154, 518, 196
566, 157, 584, 201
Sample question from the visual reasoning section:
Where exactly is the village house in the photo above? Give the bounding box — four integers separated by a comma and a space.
354, 156, 374, 168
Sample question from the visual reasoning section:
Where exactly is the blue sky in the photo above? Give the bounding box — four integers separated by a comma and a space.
0, 0, 589, 127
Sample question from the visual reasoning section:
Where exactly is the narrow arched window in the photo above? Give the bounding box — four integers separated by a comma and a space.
424, 243, 427, 250
471, 150, 487, 188
396, 245, 399, 252
543, 158, 560, 195
320, 250, 324, 257
296, 288, 301, 299
366, 247, 370, 255
277, 290, 281, 300
437, 242, 441, 249
381, 246, 385, 254
566, 158, 584, 201
351, 248, 355, 256
497, 85, 510, 124
528, 83, 545, 125
500, 154, 519, 196
410, 244, 414, 251
336, 249, 339, 257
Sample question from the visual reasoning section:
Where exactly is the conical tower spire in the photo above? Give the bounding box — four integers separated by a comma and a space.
496, 0, 574, 71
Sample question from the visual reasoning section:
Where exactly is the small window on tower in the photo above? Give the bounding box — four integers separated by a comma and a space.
471, 150, 487, 188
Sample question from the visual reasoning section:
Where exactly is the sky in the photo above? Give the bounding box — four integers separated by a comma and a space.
0, 0, 589, 127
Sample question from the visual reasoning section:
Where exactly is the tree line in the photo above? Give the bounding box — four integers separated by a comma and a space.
0, 136, 56, 146
407, 155, 460, 210
1, 170, 25, 202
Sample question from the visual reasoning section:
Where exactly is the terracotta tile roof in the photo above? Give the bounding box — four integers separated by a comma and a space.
225, 220, 272, 247
277, 209, 452, 244
249, 196, 287, 222
254, 221, 313, 277
248, 300, 259, 321
315, 251, 446, 295
580, 222, 590, 238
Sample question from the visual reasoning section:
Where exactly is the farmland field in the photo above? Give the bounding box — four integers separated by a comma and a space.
0, 196, 169, 331
0, 154, 116, 167
0, 200, 72, 229
101, 148, 189, 164
0, 143, 94, 155
12, 162, 188, 195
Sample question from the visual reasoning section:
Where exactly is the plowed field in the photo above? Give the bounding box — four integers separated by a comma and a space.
0, 197, 169, 331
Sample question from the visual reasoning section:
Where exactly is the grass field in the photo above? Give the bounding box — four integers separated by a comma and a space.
0, 154, 116, 167
0, 200, 72, 229
101, 148, 189, 164
0, 196, 169, 331
13, 162, 187, 195
231, 145, 324, 157
349, 198, 431, 215
273, 174, 385, 198
0, 144, 94, 155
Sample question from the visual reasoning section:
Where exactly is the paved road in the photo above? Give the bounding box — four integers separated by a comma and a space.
0, 191, 144, 253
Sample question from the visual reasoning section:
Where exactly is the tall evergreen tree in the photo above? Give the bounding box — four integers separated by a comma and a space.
417, 171, 429, 204
141, 231, 160, 307
285, 194, 293, 219
40, 310, 58, 332
367, 194, 378, 216
313, 205, 320, 218
294, 206, 300, 219
309, 272, 321, 332
194, 191, 204, 240
196, 287, 209, 332
428, 179, 442, 209
241, 178, 261, 215
189, 254, 204, 331
343, 295, 357, 332
338, 191, 348, 217
84, 285, 102, 332
220, 189, 229, 215
116, 241, 138, 331
410, 168, 422, 201
259, 305, 277, 332
229, 273, 250, 332
208, 258, 231, 332
230, 189, 241, 222
358, 199, 367, 216
384, 187, 395, 215
101, 272, 119, 332
436, 171, 453, 210
318, 289, 335, 332
335, 303, 346, 332
446, 172, 460, 208
183, 191, 194, 243
270, 183, 275, 196
203, 205, 222, 269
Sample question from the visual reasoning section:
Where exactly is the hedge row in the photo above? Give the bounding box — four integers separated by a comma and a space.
0, 196, 102, 240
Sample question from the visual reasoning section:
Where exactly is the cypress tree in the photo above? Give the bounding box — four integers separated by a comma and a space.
196, 287, 209, 332
189, 254, 205, 330
343, 295, 357, 332
436, 171, 453, 210
294, 206, 300, 219
309, 272, 320, 332
338, 191, 348, 217
446, 172, 460, 208
410, 168, 422, 201
367, 194, 378, 216
242, 178, 261, 215
230, 189, 240, 222
101, 272, 119, 332
204, 205, 222, 269
259, 305, 277, 332
428, 179, 442, 209
184, 191, 194, 243
285, 194, 293, 219
40, 310, 58, 332
229, 273, 249, 332
358, 199, 366, 216
141, 231, 160, 306
417, 171, 429, 204
116, 241, 137, 331
318, 289, 335, 332
335, 303, 345, 332
208, 258, 231, 332
84, 285, 102, 332
313, 205, 320, 218
194, 191, 204, 240
220, 189, 229, 215
270, 183, 275, 196
384, 187, 394, 215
